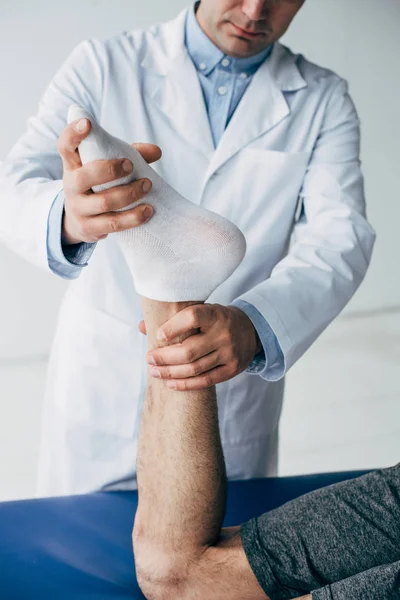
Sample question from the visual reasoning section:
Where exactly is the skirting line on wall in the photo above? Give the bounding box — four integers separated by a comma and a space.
0, 354, 49, 367
343, 304, 400, 321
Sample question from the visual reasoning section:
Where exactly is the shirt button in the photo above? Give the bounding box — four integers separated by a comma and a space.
221, 58, 230, 67
239, 72, 248, 79
199, 62, 207, 71
218, 86, 228, 96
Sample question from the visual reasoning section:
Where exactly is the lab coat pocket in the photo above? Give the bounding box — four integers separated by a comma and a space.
231, 148, 310, 246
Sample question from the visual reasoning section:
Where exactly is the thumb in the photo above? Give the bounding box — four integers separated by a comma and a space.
132, 143, 162, 164
138, 320, 147, 335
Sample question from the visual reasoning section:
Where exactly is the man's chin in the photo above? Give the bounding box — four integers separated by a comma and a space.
221, 37, 265, 58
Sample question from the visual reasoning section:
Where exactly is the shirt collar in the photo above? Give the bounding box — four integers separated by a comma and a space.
185, 2, 273, 77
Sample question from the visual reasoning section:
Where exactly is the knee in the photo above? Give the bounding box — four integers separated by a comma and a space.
132, 529, 190, 600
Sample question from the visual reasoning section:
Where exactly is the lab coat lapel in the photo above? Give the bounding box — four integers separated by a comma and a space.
141, 10, 215, 159
207, 43, 308, 177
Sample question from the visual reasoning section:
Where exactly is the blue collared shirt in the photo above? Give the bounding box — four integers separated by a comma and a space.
46, 4, 284, 380
185, 4, 272, 147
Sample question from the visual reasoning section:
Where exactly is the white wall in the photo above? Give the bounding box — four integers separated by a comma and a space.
0, 0, 399, 361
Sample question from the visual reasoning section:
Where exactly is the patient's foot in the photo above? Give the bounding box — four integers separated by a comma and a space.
68, 105, 246, 302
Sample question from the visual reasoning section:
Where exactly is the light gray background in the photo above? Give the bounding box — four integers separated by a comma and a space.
0, 0, 399, 500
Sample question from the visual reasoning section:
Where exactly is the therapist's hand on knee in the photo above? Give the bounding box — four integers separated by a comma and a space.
58, 118, 161, 245
142, 304, 262, 391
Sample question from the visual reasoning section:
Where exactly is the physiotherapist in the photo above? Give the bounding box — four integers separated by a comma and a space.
0, 0, 375, 496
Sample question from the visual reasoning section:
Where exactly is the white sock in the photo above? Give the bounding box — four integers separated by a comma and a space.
68, 105, 246, 302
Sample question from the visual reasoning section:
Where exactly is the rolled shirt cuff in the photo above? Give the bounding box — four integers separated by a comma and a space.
47, 189, 96, 279
230, 299, 285, 382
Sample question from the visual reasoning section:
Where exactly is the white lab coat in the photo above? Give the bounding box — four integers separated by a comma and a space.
0, 9, 375, 496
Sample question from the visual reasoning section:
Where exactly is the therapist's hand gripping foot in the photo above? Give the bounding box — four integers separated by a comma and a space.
59, 113, 161, 246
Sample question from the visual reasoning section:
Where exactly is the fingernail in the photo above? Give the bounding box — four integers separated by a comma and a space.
142, 179, 152, 193
157, 329, 167, 342
142, 206, 153, 221
167, 382, 177, 390
75, 118, 88, 132
147, 355, 156, 366
122, 159, 133, 173
149, 367, 161, 379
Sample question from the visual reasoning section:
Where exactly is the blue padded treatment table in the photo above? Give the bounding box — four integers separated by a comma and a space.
0, 471, 368, 599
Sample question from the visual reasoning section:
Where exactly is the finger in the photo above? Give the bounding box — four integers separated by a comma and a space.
148, 351, 220, 381
87, 203, 154, 237
146, 334, 212, 366
80, 178, 152, 216
157, 304, 212, 342
57, 119, 92, 171
70, 158, 134, 194
132, 143, 162, 164
139, 320, 147, 335
165, 365, 233, 392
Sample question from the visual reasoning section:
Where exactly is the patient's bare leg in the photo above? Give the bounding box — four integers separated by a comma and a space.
132, 297, 266, 600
